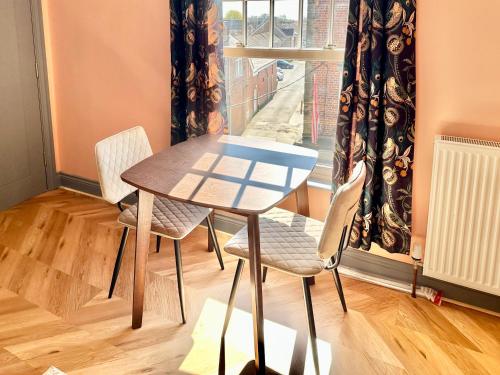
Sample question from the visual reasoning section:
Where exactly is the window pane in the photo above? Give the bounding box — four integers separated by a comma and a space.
332, 0, 349, 48
302, 0, 349, 48
221, 0, 350, 182
302, 0, 329, 48
223, 1, 243, 46
225, 57, 343, 173
223, 0, 349, 49
273, 0, 300, 48
247, 0, 270, 47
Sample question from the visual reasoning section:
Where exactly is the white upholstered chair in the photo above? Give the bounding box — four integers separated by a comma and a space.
95, 126, 224, 324
220, 161, 366, 371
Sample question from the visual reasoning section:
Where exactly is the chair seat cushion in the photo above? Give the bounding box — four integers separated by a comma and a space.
224, 208, 326, 276
118, 196, 211, 240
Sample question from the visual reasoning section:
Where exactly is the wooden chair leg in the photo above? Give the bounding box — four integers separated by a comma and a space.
332, 268, 347, 312
206, 215, 224, 270
262, 267, 268, 283
221, 259, 245, 338
108, 226, 129, 299
156, 235, 161, 253
302, 277, 320, 375
174, 240, 186, 324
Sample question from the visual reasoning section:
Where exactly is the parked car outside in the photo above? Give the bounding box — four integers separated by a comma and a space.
277, 60, 294, 69
277, 68, 284, 81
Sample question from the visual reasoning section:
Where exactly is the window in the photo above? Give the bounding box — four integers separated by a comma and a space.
223, 0, 349, 185
234, 58, 244, 78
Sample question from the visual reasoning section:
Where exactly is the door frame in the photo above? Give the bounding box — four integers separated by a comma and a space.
29, 0, 58, 189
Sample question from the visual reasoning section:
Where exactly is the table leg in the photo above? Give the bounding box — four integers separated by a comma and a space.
296, 182, 315, 285
296, 181, 310, 217
207, 211, 215, 252
247, 214, 265, 373
132, 190, 154, 329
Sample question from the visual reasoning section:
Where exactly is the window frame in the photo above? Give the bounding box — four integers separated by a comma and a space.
223, 47, 344, 61
222, 0, 345, 186
223, 0, 339, 49
234, 57, 244, 77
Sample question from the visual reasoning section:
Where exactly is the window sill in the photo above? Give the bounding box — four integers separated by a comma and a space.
307, 162, 333, 191
223, 47, 345, 61
307, 179, 331, 191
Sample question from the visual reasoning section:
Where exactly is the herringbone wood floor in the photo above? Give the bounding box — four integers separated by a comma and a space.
0, 189, 498, 374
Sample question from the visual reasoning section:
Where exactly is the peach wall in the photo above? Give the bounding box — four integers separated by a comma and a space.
42, 0, 171, 180
413, 1, 500, 244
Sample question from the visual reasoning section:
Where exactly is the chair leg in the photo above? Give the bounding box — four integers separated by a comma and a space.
302, 277, 320, 375
174, 240, 186, 324
206, 216, 224, 270
156, 235, 161, 253
207, 212, 214, 252
262, 266, 268, 283
332, 268, 347, 312
108, 227, 129, 299
221, 259, 245, 338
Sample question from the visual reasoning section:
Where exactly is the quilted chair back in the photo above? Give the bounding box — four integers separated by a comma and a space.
317, 161, 366, 260
95, 126, 153, 204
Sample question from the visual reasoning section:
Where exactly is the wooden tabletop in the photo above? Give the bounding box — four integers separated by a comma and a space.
121, 134, 318, 215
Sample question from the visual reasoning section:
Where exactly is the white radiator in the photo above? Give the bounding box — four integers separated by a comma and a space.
423, 135, 500, 296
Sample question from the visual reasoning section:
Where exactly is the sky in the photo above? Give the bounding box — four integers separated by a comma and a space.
223, 0, 304, 21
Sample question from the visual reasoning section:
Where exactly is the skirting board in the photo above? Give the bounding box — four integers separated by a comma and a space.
58, 172, 500, 313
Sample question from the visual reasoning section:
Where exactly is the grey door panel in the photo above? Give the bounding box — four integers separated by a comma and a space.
0, 0, 47, 210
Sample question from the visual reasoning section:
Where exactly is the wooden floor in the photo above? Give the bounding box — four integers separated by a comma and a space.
0, 189, 498, 374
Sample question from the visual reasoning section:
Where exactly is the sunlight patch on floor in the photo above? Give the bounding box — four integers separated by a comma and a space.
305, 338, 333, 375
179, 298, 332, 374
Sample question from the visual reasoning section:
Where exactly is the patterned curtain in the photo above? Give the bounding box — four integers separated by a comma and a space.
170, 0, 226, 145
333, 0, 416, 254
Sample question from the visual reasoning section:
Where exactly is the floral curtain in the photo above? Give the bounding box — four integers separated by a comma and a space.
170, 0, 226, 145
333, 0, 416, 254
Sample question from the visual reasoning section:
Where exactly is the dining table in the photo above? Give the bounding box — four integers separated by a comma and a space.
121, 134, 318, 372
